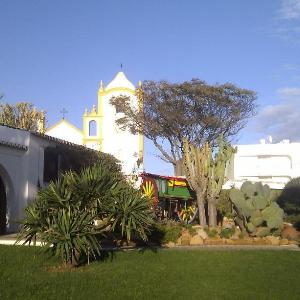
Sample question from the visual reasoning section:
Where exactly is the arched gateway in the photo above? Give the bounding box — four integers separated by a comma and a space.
0, 174, 7, 235
0, 164, 12, 235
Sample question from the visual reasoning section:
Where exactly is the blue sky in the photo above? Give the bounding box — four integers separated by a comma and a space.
1, 0, 300, 174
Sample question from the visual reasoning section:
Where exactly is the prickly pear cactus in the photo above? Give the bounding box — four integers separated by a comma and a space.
229, 181, 284, 237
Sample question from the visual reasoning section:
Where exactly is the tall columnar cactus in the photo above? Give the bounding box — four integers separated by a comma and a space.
183, 138, 211, 227
207, 136, 236, 227
229, 181, 284, 237
183, 136, 235, 227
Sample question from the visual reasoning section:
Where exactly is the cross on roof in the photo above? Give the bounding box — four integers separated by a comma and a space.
60, 108, 68, 119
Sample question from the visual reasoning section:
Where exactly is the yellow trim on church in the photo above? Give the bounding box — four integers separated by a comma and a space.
102, 87, 136, 95
138, 132, 144, 162
97, 89, 103, 151
82, 106, 102, 151
81, 74, 144, 162
137, 82, 144, 164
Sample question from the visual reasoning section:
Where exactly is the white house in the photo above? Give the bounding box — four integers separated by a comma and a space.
0, 124, 100, 234
225, 139, 300, 189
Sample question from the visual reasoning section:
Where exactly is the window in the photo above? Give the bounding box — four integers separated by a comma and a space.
89, 120, 97, 136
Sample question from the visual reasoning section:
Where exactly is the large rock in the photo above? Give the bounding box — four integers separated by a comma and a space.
181, 230, 191, 246
288, 240, 298, 245
279, 238, 289, 245
190, 235, 204, 245
231, 227, 242, 240
225, 239, 235, 245
166, 241, 175, 248
204, 238, 224, 245
227, 239, 241, 245
192, 225, 202, 230
265, 236, 280, 246
196, 228, 208, 240
235, 238, 253, 245
252, 237, 268, 245
281, 225, 300, 240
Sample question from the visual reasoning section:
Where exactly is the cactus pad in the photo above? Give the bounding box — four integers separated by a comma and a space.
229, 181, 284, 237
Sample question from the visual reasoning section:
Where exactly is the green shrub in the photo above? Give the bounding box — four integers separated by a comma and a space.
164, 226, 182, 243
220, 227, 235, 239
238, 232, 245, 239
150, 222, 182, 244
217, 190, 233, 218
285, 214, 300, 231
277, 178, 300, 229
19, 200, 101, 266
45, 208, 100, 265
109, 184, 155, 242
183, 224, 197, 236
18, 162, 154, 265
204, 227, 218, 238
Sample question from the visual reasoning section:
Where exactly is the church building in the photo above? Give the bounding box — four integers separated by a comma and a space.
46, 71, 144, 175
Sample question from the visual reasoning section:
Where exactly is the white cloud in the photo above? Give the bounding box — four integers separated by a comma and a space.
278, 87, 300, 99
256, 87, 300, 142
278, 0, 300, 20
272, 1, 300, 42
282, 63, 298, 71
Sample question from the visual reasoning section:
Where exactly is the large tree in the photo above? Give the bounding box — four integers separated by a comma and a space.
111, 79, 256, 176
0, 101, 46, 132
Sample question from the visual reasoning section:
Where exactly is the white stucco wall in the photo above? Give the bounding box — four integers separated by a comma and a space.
0, 126, 45, 232
224, 141, 300, 189
46, 120, 83, 145
101, 89, 140, 175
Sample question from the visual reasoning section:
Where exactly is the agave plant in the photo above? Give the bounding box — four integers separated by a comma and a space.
109, 184, 155, 242
64, 164, 122, 215
17, 200, 49, 246
18, 205, 101, 265
18, 161, 154, 265
43, 207, 101, 265
36, 176, 73, 210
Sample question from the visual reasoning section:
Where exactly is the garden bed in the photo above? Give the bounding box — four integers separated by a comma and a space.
158, 223, 300, 248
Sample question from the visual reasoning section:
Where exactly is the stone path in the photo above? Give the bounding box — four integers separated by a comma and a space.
0, 233, 44, 246
0, 233, 299, 251
159, 244, 300, 251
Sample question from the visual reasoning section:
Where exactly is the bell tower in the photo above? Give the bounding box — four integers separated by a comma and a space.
82, 104, 102, 151
82, 71, 144, 174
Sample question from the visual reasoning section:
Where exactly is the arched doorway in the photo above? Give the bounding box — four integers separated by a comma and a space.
0, 175, 6, 235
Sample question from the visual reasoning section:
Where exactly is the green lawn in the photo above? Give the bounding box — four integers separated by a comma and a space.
0, 246, 300, 299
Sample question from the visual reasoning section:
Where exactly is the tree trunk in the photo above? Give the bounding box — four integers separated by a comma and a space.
196, 189, 207, 227
174, 159, 185, 176
208, 200, 217, 228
